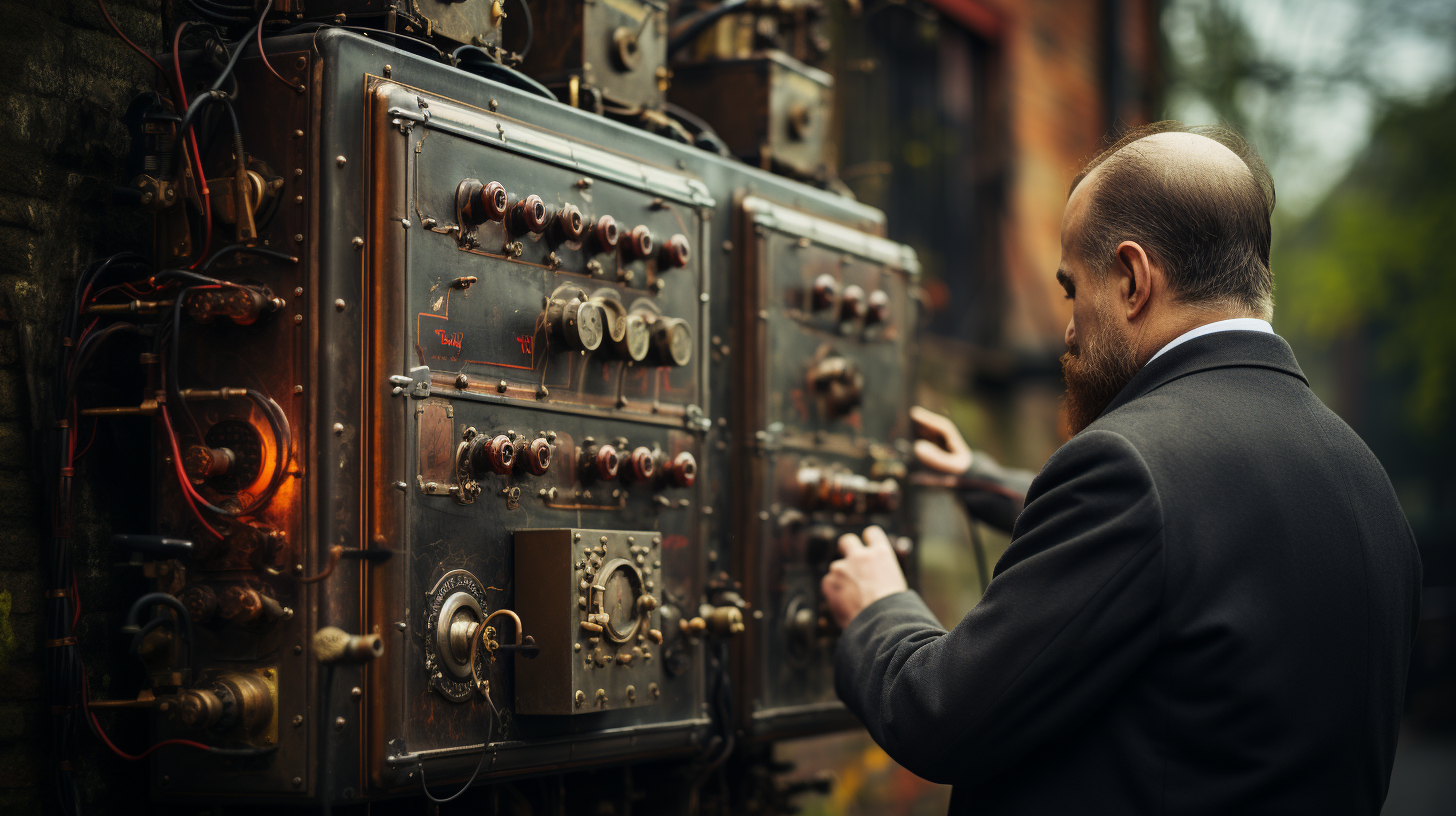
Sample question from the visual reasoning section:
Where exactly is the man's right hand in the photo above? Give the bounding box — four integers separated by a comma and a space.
911, 406, 974, 474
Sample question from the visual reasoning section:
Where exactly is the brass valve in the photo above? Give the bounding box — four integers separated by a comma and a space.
177, 671, 273, 736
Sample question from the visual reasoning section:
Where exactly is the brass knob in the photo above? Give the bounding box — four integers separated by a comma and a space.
680, 616, 707, 635
707, 606, 745, 636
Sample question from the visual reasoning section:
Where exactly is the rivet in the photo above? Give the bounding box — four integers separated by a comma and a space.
294, 385, 304, 393
352, 236, 364, 248
384, 64, 392, 77
294, 287, 304, 296
295, 168, 304, 176
294, 314, 304, 324
293, 644, 303, 654
292, 777, 303, 788
295, 195, 304, 204
497, 380, 508, 392
333, 422, 345, 435
336, 156, 347, 167
295, 56, 307, 70
334, 299, 347, 312
334, 716, 346, 730
294, 233, 304, 243
455, 373, 469, 389
351, 687, 362, 700
293, 130, 304, 138
489, 99, 498, 110
292, 715, 304, 727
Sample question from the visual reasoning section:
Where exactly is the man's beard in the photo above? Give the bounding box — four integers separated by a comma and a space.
1060, 322, 1140, 435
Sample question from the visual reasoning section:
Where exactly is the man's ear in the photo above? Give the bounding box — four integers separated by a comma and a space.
1113, 241, 1155, 321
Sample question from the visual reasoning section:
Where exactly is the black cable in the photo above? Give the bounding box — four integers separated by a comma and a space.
509, 0, 533, 60
275, 22, 448, 62
663, 102, 734, 157
171, 0, 274, 175
122, 593, 195, 671
198, 242, 299, 270
668, 0, 750, 56
183, 0, 251, 24
452, 47, 557, 101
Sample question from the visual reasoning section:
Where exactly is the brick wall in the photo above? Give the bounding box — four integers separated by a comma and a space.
0, 0, 162, 811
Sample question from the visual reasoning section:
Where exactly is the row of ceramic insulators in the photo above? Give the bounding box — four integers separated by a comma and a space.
812, 274, 893, 323
458, 178, 691, 268
467, 432, 696, 487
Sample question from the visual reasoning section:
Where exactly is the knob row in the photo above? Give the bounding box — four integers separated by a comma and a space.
812, 275, 892, 323
456, 178, 691, 268
579, 439, 696, 487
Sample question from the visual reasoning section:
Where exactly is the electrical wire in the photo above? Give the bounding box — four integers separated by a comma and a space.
94, 0, 166, 78
256, 13, 297, 91
668, 0, 750, 56
173, 21, 214, 268
509, 0, 533, 61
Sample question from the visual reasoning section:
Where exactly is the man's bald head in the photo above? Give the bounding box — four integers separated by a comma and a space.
1068, 122, 1276, 319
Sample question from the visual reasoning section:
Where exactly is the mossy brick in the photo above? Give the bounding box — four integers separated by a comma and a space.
0, 526, 40, 572
0, 572, 40, 616
0, 227, 42, 281
18, 29, 68, 97
0, 421, 29, 469
0, 657, 41, 700
0, 367, 23, 420
0, 194, 51, 233
0, 92, 71, 163
0, 471, 38, 519
0, 144, 69, 201
0, 329, 16, 366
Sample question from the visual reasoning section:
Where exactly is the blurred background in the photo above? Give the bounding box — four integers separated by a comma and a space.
772, 0, 1456, 812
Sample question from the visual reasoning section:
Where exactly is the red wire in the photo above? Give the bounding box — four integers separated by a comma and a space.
173, 22, 213, 269
158, 405, 225, 540
94, 0, 166, 80
256, 11, 296, 91
72, 417, 100, 463
81, 671, 213, 761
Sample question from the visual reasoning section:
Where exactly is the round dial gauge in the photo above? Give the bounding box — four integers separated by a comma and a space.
568, 299, 604, 351
595, 558, 644, 642
652, 318, 692, 367
621, 313, 651, 362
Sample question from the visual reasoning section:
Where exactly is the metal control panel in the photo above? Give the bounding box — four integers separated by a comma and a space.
102, 26, 916, 806
730, 195, 920, 740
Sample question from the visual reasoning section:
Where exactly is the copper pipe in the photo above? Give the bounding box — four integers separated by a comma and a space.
299, 544, 344, 584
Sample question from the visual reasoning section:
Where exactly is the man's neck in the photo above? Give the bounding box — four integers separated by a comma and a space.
1132, 309, 1262, 366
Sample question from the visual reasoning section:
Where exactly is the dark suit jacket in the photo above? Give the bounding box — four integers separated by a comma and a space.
836, 331, 1422, 814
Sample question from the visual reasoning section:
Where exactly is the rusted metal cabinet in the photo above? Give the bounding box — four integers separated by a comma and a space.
146, 28, 916, 804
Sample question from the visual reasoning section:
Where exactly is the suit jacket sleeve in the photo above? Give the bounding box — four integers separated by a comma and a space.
834, 429, 1166, 785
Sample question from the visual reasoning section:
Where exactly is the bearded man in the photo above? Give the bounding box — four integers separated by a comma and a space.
822, 122, 1422, 815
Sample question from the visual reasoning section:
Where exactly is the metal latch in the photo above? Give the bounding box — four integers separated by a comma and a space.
389, 365, 432, 398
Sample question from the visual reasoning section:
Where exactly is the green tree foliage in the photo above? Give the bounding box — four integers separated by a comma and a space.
1274, 87, 1456, 433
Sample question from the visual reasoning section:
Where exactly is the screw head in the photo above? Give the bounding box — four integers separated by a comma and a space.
333, 422, 345, 435
335, 298, 347, 311
293, 715, 304, 727
336, 155, 348, 166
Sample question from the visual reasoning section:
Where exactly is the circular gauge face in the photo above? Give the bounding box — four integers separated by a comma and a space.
598, 559, 643, 642
572, 301, 604, 350
664, 321, 692, 366
623, 314, 651, 361
203, 419, 264, 493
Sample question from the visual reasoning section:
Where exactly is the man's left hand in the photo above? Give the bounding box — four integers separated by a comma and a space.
821, 526, 909, 630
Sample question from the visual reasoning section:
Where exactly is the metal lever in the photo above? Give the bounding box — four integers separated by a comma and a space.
111, 534, 193, 560
494, 634, 539, 659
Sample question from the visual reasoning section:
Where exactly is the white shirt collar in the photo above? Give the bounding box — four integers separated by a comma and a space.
1147, 318, 1274, 364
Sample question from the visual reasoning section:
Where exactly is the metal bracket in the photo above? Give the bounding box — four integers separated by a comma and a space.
389, 365, 432, 398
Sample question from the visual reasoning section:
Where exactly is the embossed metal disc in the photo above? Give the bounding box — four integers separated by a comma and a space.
423, 569, 489, 702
